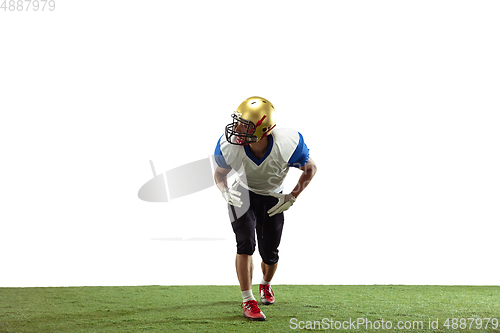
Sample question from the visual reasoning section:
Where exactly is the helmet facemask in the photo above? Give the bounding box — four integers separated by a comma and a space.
225, 112, 257, 145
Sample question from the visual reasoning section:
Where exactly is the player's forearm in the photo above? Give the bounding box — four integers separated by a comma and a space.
291, 159, 317, 198
214, 172, 229, 192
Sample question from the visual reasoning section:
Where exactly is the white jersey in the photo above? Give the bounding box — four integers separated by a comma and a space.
214, 128, 309, 195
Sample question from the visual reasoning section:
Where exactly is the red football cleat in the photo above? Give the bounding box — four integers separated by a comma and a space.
259, 284, 275, 305
241, 300, 266, 321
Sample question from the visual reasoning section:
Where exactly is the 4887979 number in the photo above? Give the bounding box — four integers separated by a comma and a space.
443, 317, 499, 330
1, 0, 55, 11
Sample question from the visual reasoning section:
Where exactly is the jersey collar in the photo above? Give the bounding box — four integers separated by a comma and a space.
244, 134, 274, 166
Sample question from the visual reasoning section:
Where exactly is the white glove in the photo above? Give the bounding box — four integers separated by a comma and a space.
222, 180, 243, 208
267, 193, 296, 217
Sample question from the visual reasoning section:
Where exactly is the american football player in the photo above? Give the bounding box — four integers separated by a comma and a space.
214, 96, 317, 321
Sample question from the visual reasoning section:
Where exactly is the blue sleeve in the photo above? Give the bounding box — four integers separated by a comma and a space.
214, 136, 231, 169
288, 132, 309, 168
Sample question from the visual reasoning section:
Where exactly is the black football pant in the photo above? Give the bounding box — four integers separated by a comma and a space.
229, 186, 284, 265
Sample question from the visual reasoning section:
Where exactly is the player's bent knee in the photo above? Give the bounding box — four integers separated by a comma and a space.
237, 250, 255, 256
261, 254, 279, 266
236, 242, 255, 256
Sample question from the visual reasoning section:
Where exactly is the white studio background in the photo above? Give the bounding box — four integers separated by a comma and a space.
1, 1, 499, 287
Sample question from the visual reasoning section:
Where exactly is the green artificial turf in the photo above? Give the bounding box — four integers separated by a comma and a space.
1, 285, 499, 332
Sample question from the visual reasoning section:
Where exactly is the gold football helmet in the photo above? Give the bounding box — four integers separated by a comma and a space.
225, 96, 277, 145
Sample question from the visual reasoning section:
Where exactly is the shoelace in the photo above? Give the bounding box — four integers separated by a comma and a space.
241, 300, 261, 313
262, 285, 274, 298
